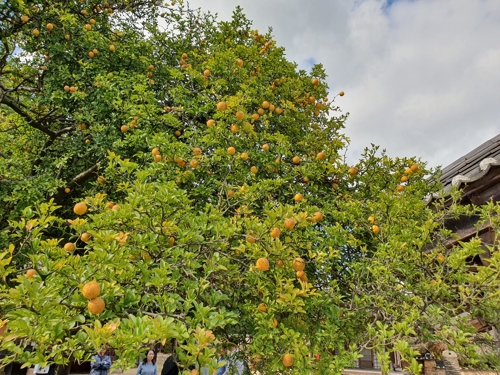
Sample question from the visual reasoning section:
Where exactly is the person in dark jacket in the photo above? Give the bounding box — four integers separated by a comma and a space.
90, 349, 112, 375
160, 354, 179, 375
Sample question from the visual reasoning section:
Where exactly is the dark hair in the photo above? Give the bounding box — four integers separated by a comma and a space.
142, 349, 156, 365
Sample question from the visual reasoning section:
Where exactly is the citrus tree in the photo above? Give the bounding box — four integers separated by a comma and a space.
1, 1, 500, 374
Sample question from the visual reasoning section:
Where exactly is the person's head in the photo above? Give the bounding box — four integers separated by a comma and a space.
97, 349, 106, 357
143, 349, 155, 364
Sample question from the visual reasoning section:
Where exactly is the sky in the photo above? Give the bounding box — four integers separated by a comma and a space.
185, 0, 500, 169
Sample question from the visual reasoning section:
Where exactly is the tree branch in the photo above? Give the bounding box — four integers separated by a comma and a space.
52, 164, 100, 203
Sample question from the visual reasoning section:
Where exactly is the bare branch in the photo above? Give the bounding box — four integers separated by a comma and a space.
52, 164, 100, 203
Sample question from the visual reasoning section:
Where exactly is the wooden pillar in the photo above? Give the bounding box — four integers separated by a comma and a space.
442, 351, 460, 375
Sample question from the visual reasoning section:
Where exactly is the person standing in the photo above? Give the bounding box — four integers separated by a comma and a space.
137, 350, 157, 375
90, 349, 112, 375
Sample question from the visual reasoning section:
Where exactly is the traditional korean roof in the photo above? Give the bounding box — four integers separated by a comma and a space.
426, 134, 500, 205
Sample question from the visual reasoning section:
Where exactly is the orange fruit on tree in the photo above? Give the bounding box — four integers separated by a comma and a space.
65, 34, 70, 40
169, 237, 175, 246
235, 111, 245, 121
64, 188, 71, 193
296, 271, 308, 282
275, 107, 282, 115
88, 51, 95, 58
292, 257, 305, 271
257, 303, 267, 313
256, 258, 269, 272
203, 69, 210, 77
149, 64, 154, 70
240, 152, 249, 161
106, 202, 114, 209
371, 225, 380, 235
206, 119, 215, 127
111, 204, 120, 211
294, 193, 303, 202
81, 232, 91, 242
276, 259, 284, 267
311, 78, 319, 86
246, 233, 257, 243
74, 202, 87, 215
436, 254, 445, 263
303, 177, 310, 183
252, 113, 259, 121
21, 15, 29, 22
401, 175, 408, 182
282, 354, 294, 367
97, 176, 106, 184
88, 297, 105, 314
227, 146, 236, 156
154, 154, 162, 162
70, 86, 76, 92
193, 147, 202, 156
338, 91, 345, 96
368, 216, 375, 224
292, 156, 300, 164
262, 101, 270, 109
284, 219, 295, 230
46, 23, 54, 30
313, 212, 324, 222
109, 45, 115, 52
33, 29, 40, 36
236, 58, 244, 67
82, 281, 100, 299
152, 148, 160, 156
85, 24, 92, 31
64, 85, 70, 91
217, 101, 227, 111
230, 124, 238, 133
174, 130, 181, 137
396, 185, 404, 192
271, 318, 278, 328
348, 167, 358, 176
227, 190, 234, 198
317, 152, 325, 160
189, 159, 198, 169
26, 269, 37, 279
262, 144, 269, 151
410, 164, 419, 172
64, 242, 76, 252
270, 227, 281, 238
250, 166, 258, 174
120, 125, 128, 132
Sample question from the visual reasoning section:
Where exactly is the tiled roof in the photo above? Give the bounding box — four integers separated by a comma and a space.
427, 134, 500, 203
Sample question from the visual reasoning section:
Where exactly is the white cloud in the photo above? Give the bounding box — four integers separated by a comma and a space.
186, 0, 500, 168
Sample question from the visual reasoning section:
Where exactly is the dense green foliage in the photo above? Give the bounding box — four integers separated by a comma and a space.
1, 1, 499, 374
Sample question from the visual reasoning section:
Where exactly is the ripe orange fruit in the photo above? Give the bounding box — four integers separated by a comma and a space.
81, 232, 91, 242
193, 147, 202, 156
257, 303, 267, 313
235, 111, 245, 121
284, 219, 295, 230
430, 279, 437, 285
338, 91, 345, 96
64, 188, 71, 193
246, 233, 257, 243
89, 18, 96, 25
294, 193, 303, 202
97, 176, 106, 184
189, 159, 198, 169
120, 125, 128, 132
271, 318, 278, 328
410, 164, 419, 172
152, 148, 160, 156
227, 146, 236, 156
26, 269, 37, 278
88, 297, 105, 314
85, 24, 92, 31
313, 212, 324, 222
256, 108, 264, 116
64, 242, 76, 252
85, 139, 90, 144
250, 166, 258, 174
111, 204, 120, 211
206, 119, 215, 127
303, 177, 310, 183
275, 107, 282, 115
292, 156, 300, 164
317, 152, 325, 160
401, 175, 408, 182
154, 154, 162, 162
174, 130, 181, 137
169, 237, 175, 246
46, 23, 54, 30
368, 216, 375, 224
312, 78, 319, 86
109, 45, 115, 52
106, 202, 114, 209
21, 15, 29, 22
217, 101, 227, 111
252, 113, 259, 121
88, 51, 95, 58
436, 254, 445, 263
262, 144, 269, 151
282, 354, 294, 367
203, 69, 210, 77
236, 58, 244, 67
227, 190, 234, 198
296, 271, 308, 282
240, 152, 249, 161
230, 124, 238, 133
276, 259, 284, 267
65, 34, 70, 40
405, 168, 412, 175
82, 10, 88, 15
292, 258, 305, 271
256, 258, 269, 271
348, 167, 358, 176
64, 85, 70, 91
396, 185, 404, 192
74, 202, 87, 215
70, 86, 76, 92
371, 225, 380, 235
270, 227, 281, 238
33, 29, 40, 36
82, 281, 100, 299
